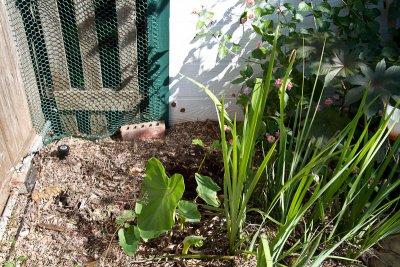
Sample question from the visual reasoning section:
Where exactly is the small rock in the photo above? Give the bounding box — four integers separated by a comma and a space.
19, 229, 30, 238
381, 234, 400, 254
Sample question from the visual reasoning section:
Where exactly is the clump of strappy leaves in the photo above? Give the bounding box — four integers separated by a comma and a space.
116, 157, 221, 256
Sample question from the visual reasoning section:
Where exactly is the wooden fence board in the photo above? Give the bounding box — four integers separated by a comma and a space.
38, 0, 70, 92
116, 0, 138, 91
54, 90, 139, 111
73, 0, 102, 91
90, 114, 107, 135
0, 0, 36, 211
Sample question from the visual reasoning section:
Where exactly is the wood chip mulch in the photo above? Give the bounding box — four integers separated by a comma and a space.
0, 121, 256, 267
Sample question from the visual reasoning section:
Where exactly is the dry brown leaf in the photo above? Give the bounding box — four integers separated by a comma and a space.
31, 191, 41, 201
44, 186, 62, 197
85, 261, 98, 267
36, 223, 66, 232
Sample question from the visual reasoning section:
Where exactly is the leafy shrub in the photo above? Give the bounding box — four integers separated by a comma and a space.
194, 0, 400, 120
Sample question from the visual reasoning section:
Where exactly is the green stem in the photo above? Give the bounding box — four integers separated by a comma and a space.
130, 254, 237, 263
197, 151, 208, 173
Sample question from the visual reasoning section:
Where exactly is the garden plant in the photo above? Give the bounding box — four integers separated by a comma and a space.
115, 1, 400, 265
186, 27, 400, 265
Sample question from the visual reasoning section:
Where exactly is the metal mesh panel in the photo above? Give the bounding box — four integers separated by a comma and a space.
5, 0, 164, 140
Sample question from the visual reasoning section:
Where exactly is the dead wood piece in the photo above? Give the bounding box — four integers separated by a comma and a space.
36, 223, 68, 232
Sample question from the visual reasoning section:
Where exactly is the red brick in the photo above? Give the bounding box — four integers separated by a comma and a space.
120, 121, 165, 141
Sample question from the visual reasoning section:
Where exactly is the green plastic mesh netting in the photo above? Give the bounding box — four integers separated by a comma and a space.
5, 0, 169, 141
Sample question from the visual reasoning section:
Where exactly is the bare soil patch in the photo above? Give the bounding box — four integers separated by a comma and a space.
0, 121, 254, 267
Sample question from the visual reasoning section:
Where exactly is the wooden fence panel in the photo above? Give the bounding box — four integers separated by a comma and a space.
0, 0, 35, 211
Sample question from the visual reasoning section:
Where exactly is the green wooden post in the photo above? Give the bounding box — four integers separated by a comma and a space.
147, 0, 169, 125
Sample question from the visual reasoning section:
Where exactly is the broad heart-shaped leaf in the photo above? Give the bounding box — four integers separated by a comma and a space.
195, 173, 221, 207
118, 225, 140, 256
136, 158, 185, 239
176, 200, 201, 223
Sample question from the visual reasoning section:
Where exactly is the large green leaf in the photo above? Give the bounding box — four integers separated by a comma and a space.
136, 158, 185, 239
346, 59, 400, 115
176, 200, 201, 223
118, 225, 140, 256
195, 173, 221, 207
323, 49, 366, 86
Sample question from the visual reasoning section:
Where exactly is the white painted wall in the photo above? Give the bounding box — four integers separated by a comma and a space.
168, 0, 389, 124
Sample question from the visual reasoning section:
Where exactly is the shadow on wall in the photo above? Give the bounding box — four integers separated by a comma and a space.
168, 0, 391, 125
169, 0, 257, 124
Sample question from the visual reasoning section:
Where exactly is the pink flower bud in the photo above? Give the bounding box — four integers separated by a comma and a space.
325, 98, 333, 106
275, 78, 283, 88
246, 0, 255, 6
207, 19, 216, 26
248, 13, 255, 20
265, 133, 276, 144
224, 125, 231, 133
242, 87, 251, 95
256, 41, 262, 49
274, 131, 280, 138
286, 81, 293, 91
241, 17, 247, 24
